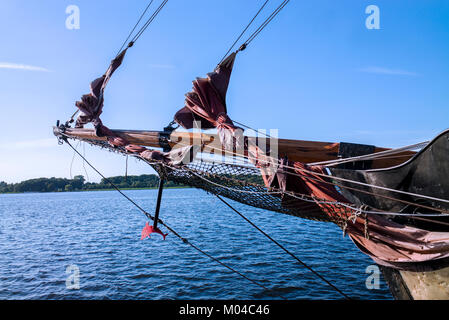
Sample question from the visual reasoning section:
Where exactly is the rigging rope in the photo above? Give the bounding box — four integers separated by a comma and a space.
174, 163, 449, 218
58, 129, 449, 228
241, 0, 290, 48
69, 140, 81, 179
231, 119, 426, 165
82, 142, 90, 181
116, 0, 155, 56
74, 131, 449, 229
129, 0, 169, 46
125, 154, 129, 183
218, 0, 270, 66
67, 0, 168, 125
233, 119, 273, 139
218, 0, 290, 65
215, 195, 351, 299
216, 119, 449, 217
170, 138, 449, 215
228, 120, 427, 168
309, 141, 429, 167
62, 137, 286, 299
154, 159, 449, 231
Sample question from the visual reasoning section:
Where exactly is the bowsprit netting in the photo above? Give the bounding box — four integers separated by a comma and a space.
60, 134, 338, 222
151, 160, 338, 222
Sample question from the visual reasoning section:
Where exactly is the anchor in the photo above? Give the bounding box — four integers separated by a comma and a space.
141, 177, 168, 240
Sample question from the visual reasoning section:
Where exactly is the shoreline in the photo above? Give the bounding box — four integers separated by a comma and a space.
0, 186, 190, 195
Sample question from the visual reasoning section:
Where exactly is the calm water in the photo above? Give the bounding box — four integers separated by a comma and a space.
0, 188, 391, 300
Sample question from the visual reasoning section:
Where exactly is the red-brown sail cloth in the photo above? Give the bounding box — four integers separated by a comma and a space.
173, 52, 279, 178
174, 52, 238, 132
73, 49, 197, 165
75, 49, 128, 136
270, 160, 449, 270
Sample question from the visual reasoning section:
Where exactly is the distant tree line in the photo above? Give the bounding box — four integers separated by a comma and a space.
0, 175, 185, 194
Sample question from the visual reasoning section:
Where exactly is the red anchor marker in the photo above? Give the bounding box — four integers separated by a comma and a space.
141, 221, 168, 240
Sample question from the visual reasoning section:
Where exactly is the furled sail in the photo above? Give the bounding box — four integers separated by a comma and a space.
75, 49, 128, 136
73, 49, 197, 165
174, 52, 278, 183
174, 52, 237, 131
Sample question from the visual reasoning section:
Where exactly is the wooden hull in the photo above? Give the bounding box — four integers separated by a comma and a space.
381, 263, 449, 300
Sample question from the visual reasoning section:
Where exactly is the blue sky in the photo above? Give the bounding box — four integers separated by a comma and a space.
0, 0, 448, 183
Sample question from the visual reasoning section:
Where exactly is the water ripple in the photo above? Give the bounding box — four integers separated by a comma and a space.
0, 189, 392, 299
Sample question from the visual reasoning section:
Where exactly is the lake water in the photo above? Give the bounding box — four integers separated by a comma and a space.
0, 188, 391, 299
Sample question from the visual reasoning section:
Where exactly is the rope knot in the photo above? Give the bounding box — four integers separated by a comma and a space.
349, 206, 363, 224
364, 212, 370, 239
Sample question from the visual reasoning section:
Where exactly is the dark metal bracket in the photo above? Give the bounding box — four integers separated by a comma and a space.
159, 121, 178, 152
